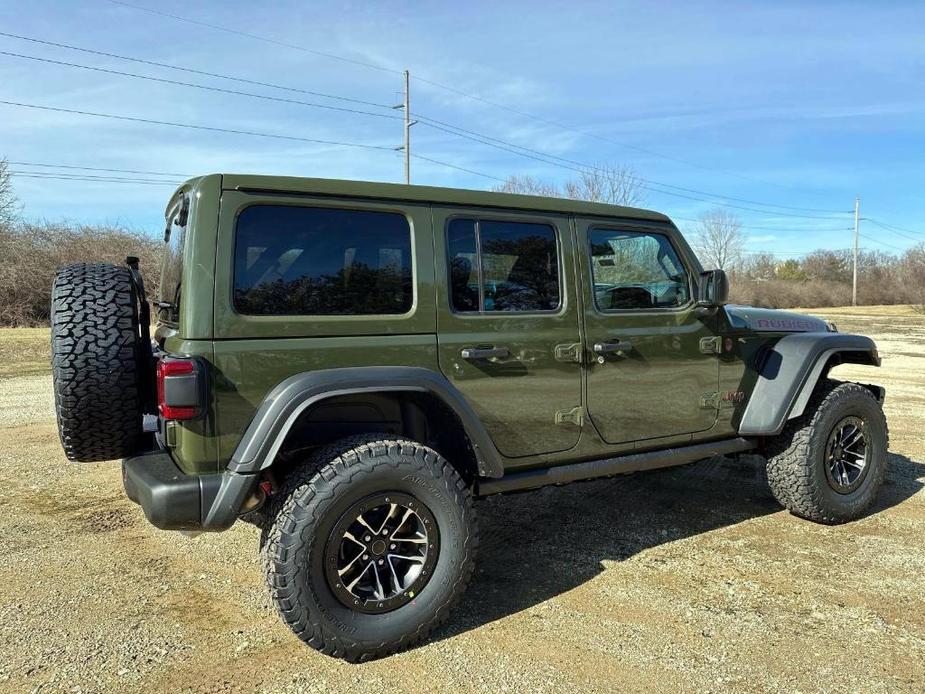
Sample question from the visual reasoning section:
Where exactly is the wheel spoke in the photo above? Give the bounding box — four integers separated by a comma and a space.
392, 533, 427, 544
337, 548, 365, 577
842, 427, 863, 449
376, 503, 398, 535
386, 555, 403, 592
388, 553, 425, 564
345, 561, 374, 592
390, 508, 415, 539
356, 513, 377, 535
343, 531, 365, 550
371, 562, 386, 601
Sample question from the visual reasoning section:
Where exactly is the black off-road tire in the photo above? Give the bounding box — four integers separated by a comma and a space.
764, 380, 888, 524
51, 263, 145, 462
261, 435, 477, 662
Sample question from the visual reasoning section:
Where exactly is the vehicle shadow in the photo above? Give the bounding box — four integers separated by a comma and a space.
432, 450, 924, 644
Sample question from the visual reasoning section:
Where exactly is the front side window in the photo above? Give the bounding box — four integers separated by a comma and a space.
447, 218, 560, 313
589, 228, 690, 310
234, 205, 413, 316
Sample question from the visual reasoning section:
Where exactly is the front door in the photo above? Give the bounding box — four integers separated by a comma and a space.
577, 219, 719, 445
434, 208, 583, 458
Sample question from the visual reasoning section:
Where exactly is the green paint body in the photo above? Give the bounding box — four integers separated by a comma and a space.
158, 174, 818, 475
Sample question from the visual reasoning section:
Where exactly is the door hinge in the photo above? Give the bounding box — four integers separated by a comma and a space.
699, 336, 722, 354
555, 405, 585, 426
699, 392, 720, 409
554, 342, 583, 363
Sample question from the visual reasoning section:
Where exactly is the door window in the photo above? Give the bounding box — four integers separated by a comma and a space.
447, 218, 560, 313
588, 229, 690, 310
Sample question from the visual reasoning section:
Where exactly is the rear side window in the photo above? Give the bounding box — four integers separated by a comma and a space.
233, 205, 413, 316
589, 228, 690, 310
447, 218, 560, 313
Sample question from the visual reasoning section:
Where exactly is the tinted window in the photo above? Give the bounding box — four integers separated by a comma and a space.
447, 218, 560, 313
234, 205, 413, 315
589, 229, 690, 310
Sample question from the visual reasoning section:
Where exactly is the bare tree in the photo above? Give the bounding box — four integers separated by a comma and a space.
494, 163, 645, 207
0, 158, 19, 228
493, 174, 560, 198
693, 209, 746, 271
564, 164, 645, 207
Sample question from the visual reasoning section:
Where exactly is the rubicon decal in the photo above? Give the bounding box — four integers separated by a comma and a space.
756, 318, 819, 331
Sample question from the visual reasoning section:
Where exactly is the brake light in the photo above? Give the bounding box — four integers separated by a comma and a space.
156, 357, 200, 420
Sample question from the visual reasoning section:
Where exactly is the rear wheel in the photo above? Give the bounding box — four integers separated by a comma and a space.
765, 380, 888, 524
50, 263, 148, 461
261, 435, 477, 661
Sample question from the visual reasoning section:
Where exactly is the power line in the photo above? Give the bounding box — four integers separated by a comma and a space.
99, 0, 841, 195
105, 0, 400, 75
3, 28, 850, 218
859, 232, 908, 252
1, 103, 500, 183
8, 161, 190, 177
863, 217, 925, 239
417, 120, 849, 218
0, 31, 394, 110
0, 99, 396, 151
9, 171, 180, 185
667, 215, 853, 233
0, 50, 403, 121
409, 154, 505, 183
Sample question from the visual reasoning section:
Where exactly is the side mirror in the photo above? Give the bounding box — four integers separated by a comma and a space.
698, 269, 729, 307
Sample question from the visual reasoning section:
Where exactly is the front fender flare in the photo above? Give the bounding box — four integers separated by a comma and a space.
228, 366, 504, 477
738, 332, 880, 436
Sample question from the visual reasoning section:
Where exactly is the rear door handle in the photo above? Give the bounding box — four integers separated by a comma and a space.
592, 341, 632, 354
461, 346, 510, 360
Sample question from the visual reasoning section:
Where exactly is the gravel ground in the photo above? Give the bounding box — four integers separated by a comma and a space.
0, 309, 922, 693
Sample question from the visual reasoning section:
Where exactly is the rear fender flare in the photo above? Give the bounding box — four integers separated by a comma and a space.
228, 366, 504, 477
738, 332, 880, 436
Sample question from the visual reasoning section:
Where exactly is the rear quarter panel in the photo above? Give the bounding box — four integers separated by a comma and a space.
207, 190, 438, 468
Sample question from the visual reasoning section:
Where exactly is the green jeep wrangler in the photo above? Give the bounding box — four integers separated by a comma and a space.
50, 174, 887, 661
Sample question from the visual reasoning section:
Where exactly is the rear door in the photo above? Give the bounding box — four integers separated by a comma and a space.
434, 208, 583, 458
577, 219, 719, 445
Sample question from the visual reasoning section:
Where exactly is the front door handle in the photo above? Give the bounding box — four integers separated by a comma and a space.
592, 340, 632, 354
461, 346, 510, 360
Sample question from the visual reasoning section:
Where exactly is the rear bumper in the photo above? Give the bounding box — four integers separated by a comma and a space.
122, 448, 258, 531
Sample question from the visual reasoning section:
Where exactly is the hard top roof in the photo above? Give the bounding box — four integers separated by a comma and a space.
173, 173, 672, 223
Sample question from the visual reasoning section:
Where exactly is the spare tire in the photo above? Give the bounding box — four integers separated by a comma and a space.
51, 263, 148, 461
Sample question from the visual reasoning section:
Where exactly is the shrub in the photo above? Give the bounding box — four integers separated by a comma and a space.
0, 221, 162, 326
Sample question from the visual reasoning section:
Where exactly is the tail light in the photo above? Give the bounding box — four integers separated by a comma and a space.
155, 357, 202, 420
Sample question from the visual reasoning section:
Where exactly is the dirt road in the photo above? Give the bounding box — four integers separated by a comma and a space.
0, 307, 922, 692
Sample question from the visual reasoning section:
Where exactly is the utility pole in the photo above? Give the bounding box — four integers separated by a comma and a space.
393, 70, 416, 184
852, 195, 860, 306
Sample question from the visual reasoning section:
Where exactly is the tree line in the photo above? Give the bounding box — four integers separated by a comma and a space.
0, 157, 922, 327
0, 159, 162, 326
495, 166, 925, 311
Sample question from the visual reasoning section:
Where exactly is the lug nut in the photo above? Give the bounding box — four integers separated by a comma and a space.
378, 559, 384, 565
389, 543, 396, 550
381, 529, 388, 535
362, 554, 369, 560
364, 535, 371, 542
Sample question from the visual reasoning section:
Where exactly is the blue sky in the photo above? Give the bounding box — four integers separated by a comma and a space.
1, 0, 924, 257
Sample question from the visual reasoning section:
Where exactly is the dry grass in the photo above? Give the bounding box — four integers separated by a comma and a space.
0, 327, 50, 378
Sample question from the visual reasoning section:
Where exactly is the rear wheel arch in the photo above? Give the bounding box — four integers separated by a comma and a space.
229, 366, 503, 479
271, 390, 482, 484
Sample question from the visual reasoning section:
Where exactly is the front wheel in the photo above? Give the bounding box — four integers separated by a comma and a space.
765, 380, 888, 524
261, 435, 477, 661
